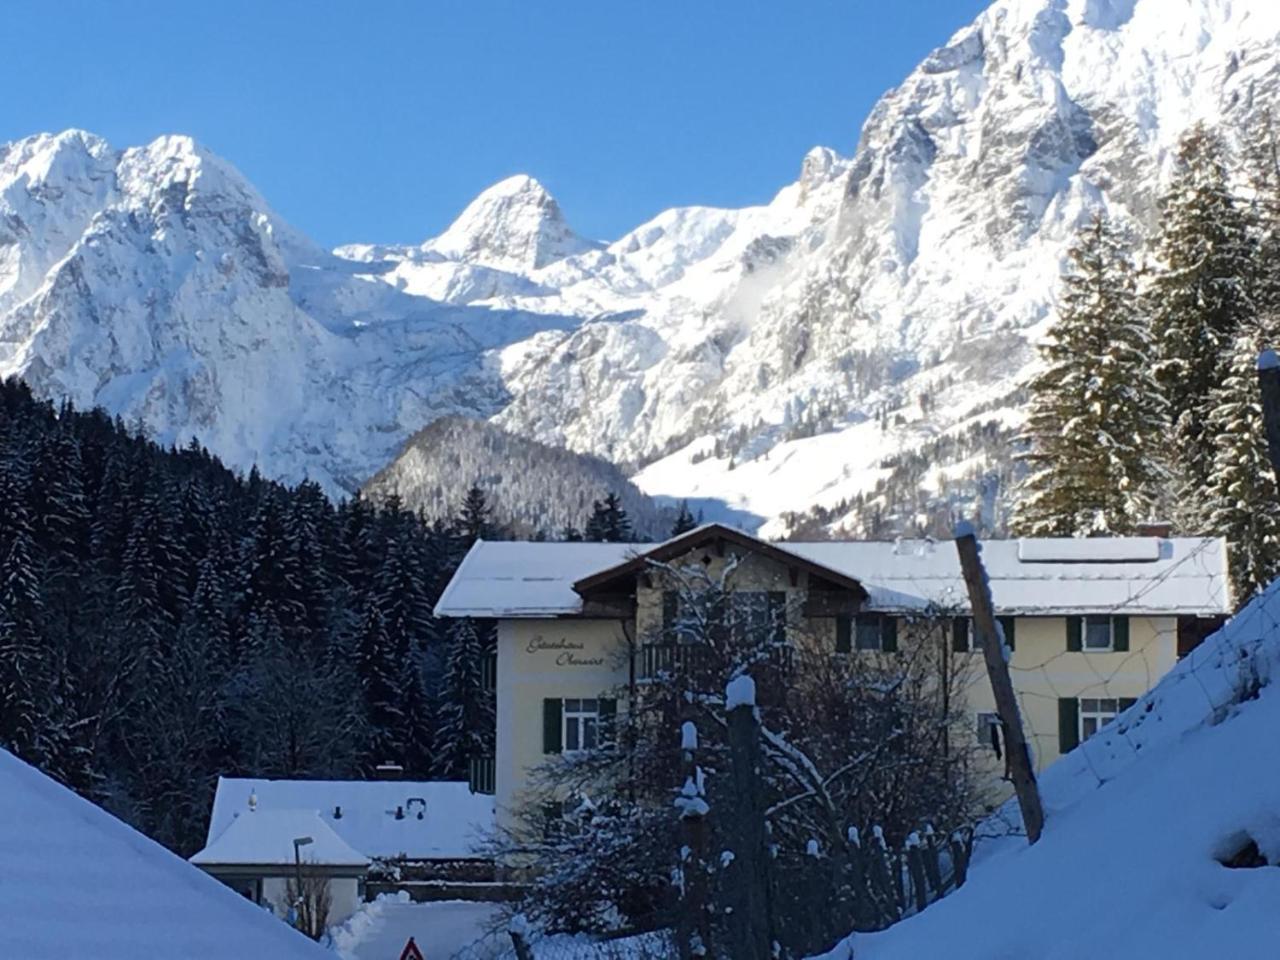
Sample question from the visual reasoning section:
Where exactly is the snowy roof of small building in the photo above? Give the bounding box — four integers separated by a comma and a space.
434, 525, 1230, 617
191, 808, 369, 869
205, 778, 495, 861
0, 748, 328, 960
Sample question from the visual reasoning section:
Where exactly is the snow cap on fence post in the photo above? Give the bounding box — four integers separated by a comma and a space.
681, 720, 698, 751
725, 674, 756, 710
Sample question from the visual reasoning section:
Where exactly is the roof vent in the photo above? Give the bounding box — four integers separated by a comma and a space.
395, 805, 404, 820
407, 797, 427, 820
247, 790, 258, 813
333, 805, 343, 820
1017, 539, 1161, 564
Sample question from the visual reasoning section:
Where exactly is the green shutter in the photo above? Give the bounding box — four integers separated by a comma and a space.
952, 617, 969, 653
835, 616, 852, 654
1112, 616, 1130, 652
543, 698, 563, 754
767, 592, 787, 644
662, 591, 679, 634
881, 617, 898, 653
1066, 616, 1083, 652
1058, 698, 1080, 754
998, 616, 1016, 652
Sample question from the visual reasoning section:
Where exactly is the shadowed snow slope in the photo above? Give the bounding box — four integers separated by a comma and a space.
0, 748, 328, 960
813, 577, 1280, 960
4, 0, 1280, 532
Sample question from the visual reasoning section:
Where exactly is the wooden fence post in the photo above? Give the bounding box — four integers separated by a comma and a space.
1257, 350, 1280, 485
724, 675, 773, 960
954, 525, 1046, 844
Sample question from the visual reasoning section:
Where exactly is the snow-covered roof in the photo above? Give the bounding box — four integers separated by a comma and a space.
434, 527, 1230, 618
191, 809, 369, 869
205, 778, 495, 862
0, 748, 328, 960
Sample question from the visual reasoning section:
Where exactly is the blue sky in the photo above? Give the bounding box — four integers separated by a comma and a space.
2, 1, 989, 247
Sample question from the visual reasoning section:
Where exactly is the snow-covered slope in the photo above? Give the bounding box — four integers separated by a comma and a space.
814, 573, 1280, 960
4, 0, 1280, 529
0, 747, 328, 959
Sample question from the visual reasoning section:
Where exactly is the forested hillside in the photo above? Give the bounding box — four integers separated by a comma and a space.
0, 378, 500, 856
364, 416, 671, 539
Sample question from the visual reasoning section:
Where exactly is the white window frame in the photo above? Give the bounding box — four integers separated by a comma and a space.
562, 698, 600, 753
1079, 697, 1119, 740
1083, 615, 1114, 651
976, 711, 1001, 752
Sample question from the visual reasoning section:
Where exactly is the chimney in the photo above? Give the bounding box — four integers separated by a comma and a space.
374, 761, 404, 781
1136, 522, 1173, 539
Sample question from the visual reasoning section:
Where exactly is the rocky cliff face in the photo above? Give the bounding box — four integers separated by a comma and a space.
4, 0, 1279, 532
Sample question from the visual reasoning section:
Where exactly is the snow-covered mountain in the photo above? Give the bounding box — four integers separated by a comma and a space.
4, 0, 1279, 531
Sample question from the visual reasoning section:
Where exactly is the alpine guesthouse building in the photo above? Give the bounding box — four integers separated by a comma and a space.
435, 524, 1230, 832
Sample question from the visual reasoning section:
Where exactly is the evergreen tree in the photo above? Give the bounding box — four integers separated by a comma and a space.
1148, 125, 1260, 522
355, 598, 404, 769
584, 492, 634, 542
1206, 320, 1280, 604
1012, 212, 1167, 536
432, 617, 494, 780
456, 484, 494, 546
670, 499, 699, 537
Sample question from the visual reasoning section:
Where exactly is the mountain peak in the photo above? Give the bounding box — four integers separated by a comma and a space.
426, 172, 598, 272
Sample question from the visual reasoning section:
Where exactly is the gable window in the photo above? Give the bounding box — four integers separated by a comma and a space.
563, 698, 600, 753
1079, 697, 1119, 740
662, 589, 787, 644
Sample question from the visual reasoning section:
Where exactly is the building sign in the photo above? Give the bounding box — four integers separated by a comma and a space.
525, 634, 606, 668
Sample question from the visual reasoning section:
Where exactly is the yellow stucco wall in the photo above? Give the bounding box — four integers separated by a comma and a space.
961, 614, 1177, 772
495, 618, 631, 833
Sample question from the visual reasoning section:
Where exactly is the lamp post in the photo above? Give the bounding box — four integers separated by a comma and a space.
292, 835, 314, 929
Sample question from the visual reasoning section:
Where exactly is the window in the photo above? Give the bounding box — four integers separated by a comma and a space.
1079, 697, 1119, 740
663, 590, 787, 644
563, 698, 600, 753
1084, 615, 1113, 651
976, 712, 1002, 754
952, 616, 1016, 653
480, 651, 497, 692
853, 614, 898, 652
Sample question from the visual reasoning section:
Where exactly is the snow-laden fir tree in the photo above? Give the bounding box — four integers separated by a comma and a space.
355, 598, 405, 770
1012, 212, 1166, 536
1206, 320, 1280, 605
1148, 125, 1260, 523
431, 617, 494, 780
584, 492, 634, 542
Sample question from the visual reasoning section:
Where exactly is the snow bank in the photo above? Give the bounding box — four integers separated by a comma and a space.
813, 578, 1280, 959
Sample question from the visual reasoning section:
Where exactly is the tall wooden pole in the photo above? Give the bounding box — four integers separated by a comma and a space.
1257, 350, 1280, 486
954, 527, 1045, 844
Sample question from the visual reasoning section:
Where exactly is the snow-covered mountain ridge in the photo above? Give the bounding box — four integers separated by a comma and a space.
4, 0, 1279, 531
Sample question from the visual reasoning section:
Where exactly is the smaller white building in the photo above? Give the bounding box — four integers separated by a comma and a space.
190, 808, 369, 928
193, 777, 497, 923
